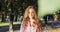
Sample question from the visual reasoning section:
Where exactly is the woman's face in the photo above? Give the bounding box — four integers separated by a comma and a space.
29, 8, 34, 18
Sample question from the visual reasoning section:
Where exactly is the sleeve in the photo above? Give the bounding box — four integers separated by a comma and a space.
20, 23, 24, 32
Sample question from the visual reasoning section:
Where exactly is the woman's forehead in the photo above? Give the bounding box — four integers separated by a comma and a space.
29, 8, 34, 12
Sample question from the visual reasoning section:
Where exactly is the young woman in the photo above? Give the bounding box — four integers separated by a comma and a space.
20, 6, 42, 32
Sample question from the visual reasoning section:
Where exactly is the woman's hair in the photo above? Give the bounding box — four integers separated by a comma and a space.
21, 6, 42, 32
23, 6, 38, 19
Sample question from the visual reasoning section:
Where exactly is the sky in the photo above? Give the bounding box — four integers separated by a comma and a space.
38, 0, 60, 18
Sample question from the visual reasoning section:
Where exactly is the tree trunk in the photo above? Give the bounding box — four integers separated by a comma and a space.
9, 21, 13, 32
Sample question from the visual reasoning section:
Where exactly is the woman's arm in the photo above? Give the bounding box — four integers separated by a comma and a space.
20, 23, 24, 32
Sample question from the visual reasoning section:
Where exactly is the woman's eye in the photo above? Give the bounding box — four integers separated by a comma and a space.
28, 12, 30, 13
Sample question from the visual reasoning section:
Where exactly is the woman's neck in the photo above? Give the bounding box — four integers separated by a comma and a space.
29, 16, 31, 19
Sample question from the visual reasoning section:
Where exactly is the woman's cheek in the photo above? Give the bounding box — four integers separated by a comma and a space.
31, 14, 33, 16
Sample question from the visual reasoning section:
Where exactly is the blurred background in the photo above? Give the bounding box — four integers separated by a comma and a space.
0, 0, 60, 32
0, 0, 37, 32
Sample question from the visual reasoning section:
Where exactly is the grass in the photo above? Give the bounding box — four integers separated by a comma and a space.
0, 22, 21, 26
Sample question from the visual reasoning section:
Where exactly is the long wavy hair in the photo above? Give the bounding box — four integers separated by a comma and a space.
20, 6, 42, 32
